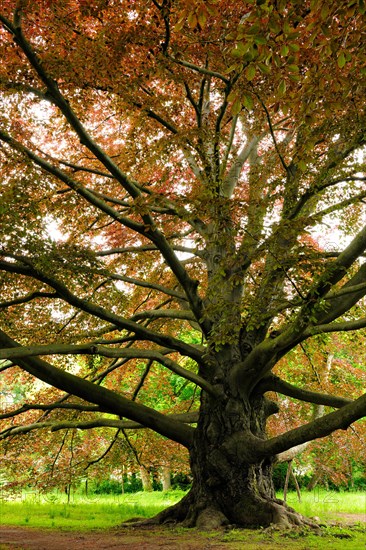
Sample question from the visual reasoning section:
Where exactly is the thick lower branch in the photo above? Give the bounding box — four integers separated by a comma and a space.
1, 421, 56, 438
0, 402, 103, 420
225, 393, 365, 464
304, 317, 366, 336
257, 374, 351, 408
264, 393, 366, 456
0, 258, 202, 362
51, 412, 199, 431
0, 342, 215, 396
0, 412, 199, 439
267, 394, 365, 460
318, 263, 366, 324
0, 329, 195, 448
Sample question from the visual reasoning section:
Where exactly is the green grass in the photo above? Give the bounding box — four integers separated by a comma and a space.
0, 490, 185, 530
277, 489, 366, 521
0, 489, 364, 531
216, 525, 366, 550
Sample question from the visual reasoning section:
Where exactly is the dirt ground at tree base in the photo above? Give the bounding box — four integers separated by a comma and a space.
1, 525, 243, 550
0, 515, 365, 550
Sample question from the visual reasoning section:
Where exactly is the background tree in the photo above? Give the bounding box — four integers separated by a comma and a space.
0, 0, 366, 529
269, 331, 366, 490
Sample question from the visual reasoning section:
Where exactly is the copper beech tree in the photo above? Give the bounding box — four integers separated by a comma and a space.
0, 0, 366, 529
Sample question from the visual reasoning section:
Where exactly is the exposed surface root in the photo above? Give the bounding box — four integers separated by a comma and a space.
121, 492, 320, 532
269, 501, 319, 530
230, 495, 320, 530
195, 506, 229, 529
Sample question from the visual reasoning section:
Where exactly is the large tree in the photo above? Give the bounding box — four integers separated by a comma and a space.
0, 0, 366, 529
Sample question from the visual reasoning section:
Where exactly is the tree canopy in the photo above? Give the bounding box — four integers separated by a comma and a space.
0, 0, 365, 529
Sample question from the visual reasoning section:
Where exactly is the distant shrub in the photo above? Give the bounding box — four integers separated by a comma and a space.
92, 474, 143, 494
171, 472, 192, 491
272, 461, 366, 492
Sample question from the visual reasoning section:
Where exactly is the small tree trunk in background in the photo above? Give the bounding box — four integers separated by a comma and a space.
308, 353, 334, 491
65, 484, 71, 504
283, 461, 302, 503
161, 466, 171, 492
140, 465, 153, 492
349, 459, 354, 489
292, 469, 302, 503
283, 461, 292, 502
307, 472, 320, 491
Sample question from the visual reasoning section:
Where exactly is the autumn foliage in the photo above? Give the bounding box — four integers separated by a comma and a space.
0, 0, 366, 529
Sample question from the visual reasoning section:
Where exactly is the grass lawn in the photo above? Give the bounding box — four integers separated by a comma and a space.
278, 488, 366, 521
0, 489, 365, 530
0, 489, 365, 549
0, 489, 184, 530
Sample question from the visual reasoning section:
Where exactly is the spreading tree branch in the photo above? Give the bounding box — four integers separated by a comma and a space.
0, 258, 202, 361
0, 342, 215, 396
0, 402, 103, 420
225, 393, 366, 464
0, 412, 199, 440
260, 393, 366, 459
0, 291, 59, 309
0, 328, 195, 447
168, 55, 230, 84
0, 16, 206, 327
231, 224, 366, 393
257, 374, 352, 408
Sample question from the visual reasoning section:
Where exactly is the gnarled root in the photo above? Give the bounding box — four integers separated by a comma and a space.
120, 490, 319, 532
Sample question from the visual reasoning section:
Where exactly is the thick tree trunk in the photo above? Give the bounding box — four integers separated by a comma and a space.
151, 375, 316, 529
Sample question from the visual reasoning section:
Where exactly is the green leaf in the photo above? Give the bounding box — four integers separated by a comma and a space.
265, 53, 272, 65
187, 12, 197, 29
243, 93, 254, 110
288, 64, 299, 72
269, 20, 281, 34
337, 52, 346, 68
232, 98, 242, 115
321, 4, 330, 19
227, 90, 238, 102
254, 35, 268, 45
224, 64, 240, 74
238, 41, 251, 54
173, 16, 186, 32
206, 4, 218, 16
258, 62, 271, 74
247, 23, 261, 35
246, 64, 256, 80
288, 73, 301, 82
289, 43, 300, 52
278, 79, 287, 96
273, 54, 281, 67
231, 41, 250, 58
197, 10, 207, 27
281, 44, 289, 56
283, 21, 292, 34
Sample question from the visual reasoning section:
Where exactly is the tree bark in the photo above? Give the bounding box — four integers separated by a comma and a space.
161, 466, 171, 492
151, 376, 315, 529
140, 466, 153, 492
